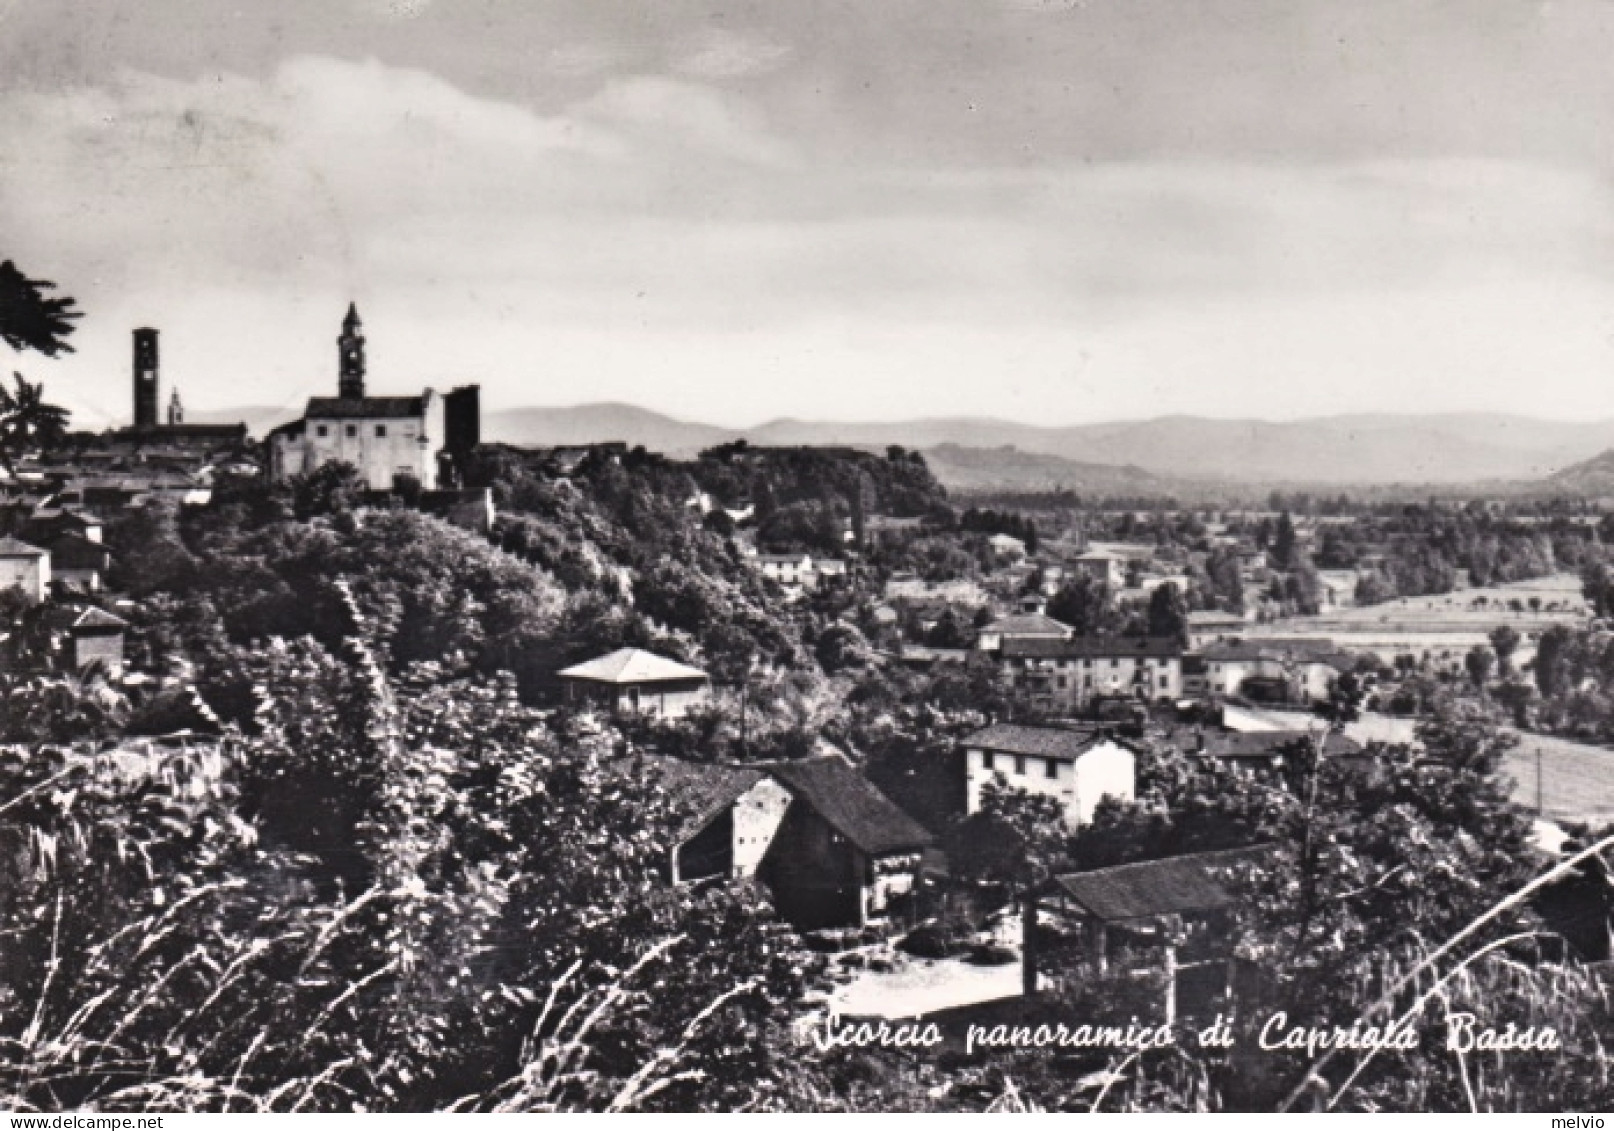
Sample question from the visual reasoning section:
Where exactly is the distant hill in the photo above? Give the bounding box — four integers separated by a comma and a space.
917, 443, 1177, 495
218, 400, 1614, 487
484, 403, 730, 453
1545, 448, 1614, 496
746, 413, 1614, 485
473, 404, 1614, 485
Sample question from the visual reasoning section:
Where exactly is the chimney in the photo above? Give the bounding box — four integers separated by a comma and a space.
132, 328, 159, 429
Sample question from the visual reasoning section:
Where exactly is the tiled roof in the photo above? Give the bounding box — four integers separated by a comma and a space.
635, 754, 765, 846
1051, 846, 1271, 923
1187, 610, 1246, 625
1200, 638, 1346, 666
1002, 635, 1183, 660
304, 396, 428, 420
0, 536, 46, 557
72, 607, 128, 631
961, 722, 1105, 761
764, 756, 933, 856
1178, 729, 1362, 760
557, 647, 708, 685
984, 613, 1071, 637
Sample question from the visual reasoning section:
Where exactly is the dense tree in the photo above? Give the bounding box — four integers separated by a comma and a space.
1146, 581, 1188, 643
0, 259, 81, 357
0, 260, 77, 470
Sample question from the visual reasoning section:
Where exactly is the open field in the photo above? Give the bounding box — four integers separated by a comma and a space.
1246, 711, 1614, 828
1500, 729, 1614, 827
1249, 573, 1589, 664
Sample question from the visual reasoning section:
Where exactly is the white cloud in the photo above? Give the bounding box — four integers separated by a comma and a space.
671, 29, 792, 79
7, 53, 1614, 429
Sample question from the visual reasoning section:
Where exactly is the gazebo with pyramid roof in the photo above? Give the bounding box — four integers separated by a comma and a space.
557, 647, 711, 719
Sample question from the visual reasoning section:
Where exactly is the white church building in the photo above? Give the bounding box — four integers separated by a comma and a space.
268, 305, 479, 492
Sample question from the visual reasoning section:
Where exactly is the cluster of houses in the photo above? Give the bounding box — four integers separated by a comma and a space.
0, 518, 128, 675
741, 548, 850, 593
549, 638, 1355, 936
972, 600, 1357, 714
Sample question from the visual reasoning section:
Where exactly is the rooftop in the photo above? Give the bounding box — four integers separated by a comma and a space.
1201, 638, 1351, 667
304, 395, 430, 420
557, 647, 709, 685
632, 754, 765, 846
1002, 635, 1183, 660
1178, 729, 1363, 760
983, 612, 1072, 637
764, 755, 934, 856
1187, 610, 1247, 626
1050, 846, 1271, 923
961, 722, 1116, 762
0, 535, 46, 557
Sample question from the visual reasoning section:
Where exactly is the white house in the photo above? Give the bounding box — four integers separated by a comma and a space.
1200, 638, 1353, 704
960, 722, 1136, 827
1186, 609, 1249, 650
987, 533, 1027, 561
974, 611, 1072, 653
1000, 636, 1184, 709
753, 553, 815, 588
0, 536, 49, 601
557, 647, 711, 718
1071, 549, 1126, 587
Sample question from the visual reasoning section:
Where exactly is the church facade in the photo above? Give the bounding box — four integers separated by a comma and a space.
269, 305, 480, 491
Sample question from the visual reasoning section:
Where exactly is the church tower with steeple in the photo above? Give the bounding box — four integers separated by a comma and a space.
338, 303, 366, 399
268, 302, 481, 495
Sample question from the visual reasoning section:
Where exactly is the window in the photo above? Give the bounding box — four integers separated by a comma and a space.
1111, 659, 1119, 668
315, 424, 328, 438
1160, 675, 1169, 689
345, 424, 357, 438
1014, 755, 1026, 775
1045, 759, 1058, 779
376, 424, 387, 437
981, 751, 994, 771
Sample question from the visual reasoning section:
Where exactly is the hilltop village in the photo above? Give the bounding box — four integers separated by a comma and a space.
5, 299, 1614, 1112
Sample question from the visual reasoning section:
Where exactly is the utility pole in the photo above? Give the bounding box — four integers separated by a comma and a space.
1537, 746, 1544, 818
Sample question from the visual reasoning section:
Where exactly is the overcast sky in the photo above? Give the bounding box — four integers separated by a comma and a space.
5, 0, 1614, 428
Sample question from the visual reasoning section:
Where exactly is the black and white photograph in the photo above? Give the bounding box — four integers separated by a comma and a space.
4, 0, 1614, 1116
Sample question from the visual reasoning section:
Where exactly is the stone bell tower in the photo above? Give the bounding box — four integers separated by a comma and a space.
338, 303, 366, 399
132, 328, 160, 429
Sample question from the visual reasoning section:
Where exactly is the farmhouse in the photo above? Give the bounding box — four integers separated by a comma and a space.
1026, 847, 1271, 1010
1200, 638, 1354, 704
557, 647, 711, 718
1177, 728, 1363, 773
974, 611, 1072, 653
639, 753, 933, 930
642, 756, 794, 884
1185, 609, 1248, 650
43, 533, 111, 593
753, 552, 816, 588
763, 756, 934, 930
999, 636, 1184, 710
960, 722, 1136, 827
1070, 549, 1126, 587
987, 532, 1027, 561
